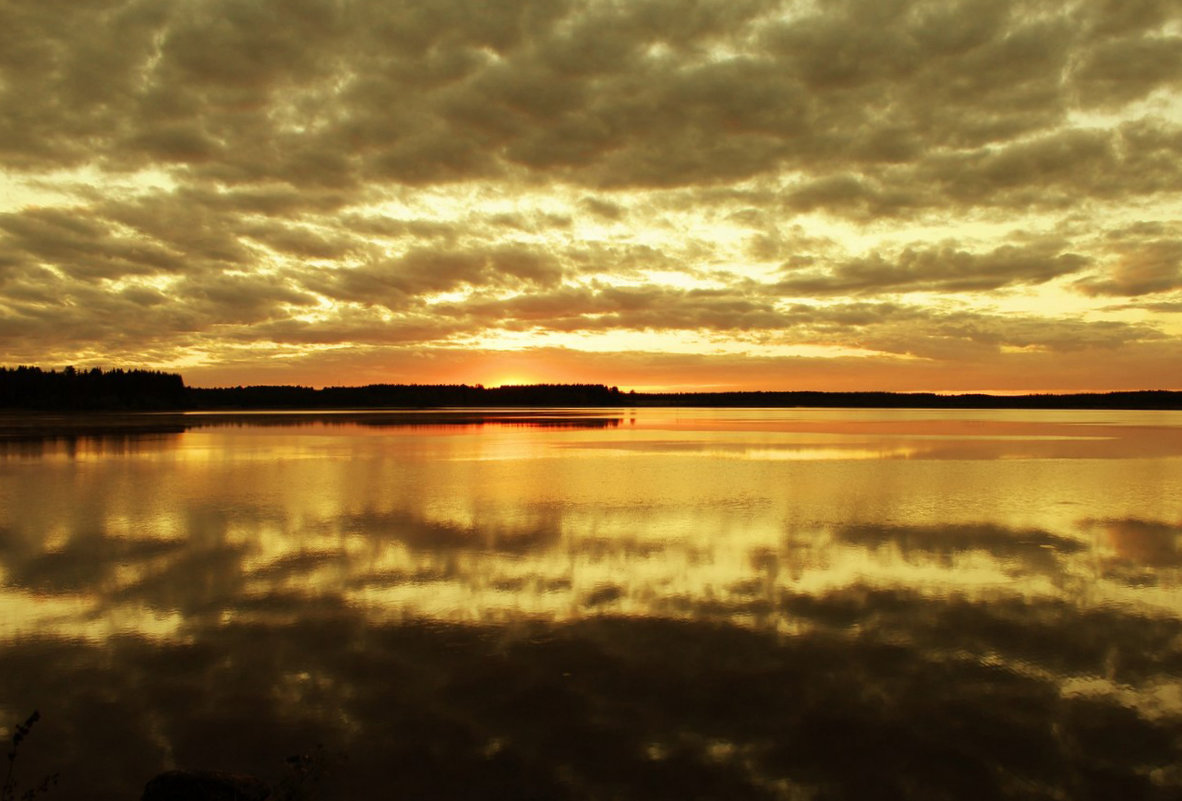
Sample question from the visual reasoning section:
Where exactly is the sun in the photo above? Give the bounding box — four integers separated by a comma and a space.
475, 351, 571, 388
488, 374, 536, 387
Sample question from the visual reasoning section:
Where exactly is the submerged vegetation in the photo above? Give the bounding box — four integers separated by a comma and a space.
2, 365, 1181, 411
2, 711, 57, 801
3, 707, 333, 801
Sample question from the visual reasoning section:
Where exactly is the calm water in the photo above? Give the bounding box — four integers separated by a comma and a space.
2, 407, 1181, 800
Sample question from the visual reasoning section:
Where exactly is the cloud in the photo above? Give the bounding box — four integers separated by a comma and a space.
300, 244, 564, 309
237, 314, 466, 347
0, 0, 1174, 196
0, 207, 185, 280
1077, 239, 1182, 296
1084, 0, 1182, 39
776, 241, 1089, 295
437, 283, 788, 333
1074, 221, 1182, 296
1074, 32, 1182, 108
238, 220, 363, 261
163, 333, 1182, 394
0, 0, 1180, 388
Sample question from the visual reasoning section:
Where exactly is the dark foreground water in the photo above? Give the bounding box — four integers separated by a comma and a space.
1, 408, 1181, 800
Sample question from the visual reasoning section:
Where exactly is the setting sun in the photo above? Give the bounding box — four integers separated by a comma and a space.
488, 376, 536, 389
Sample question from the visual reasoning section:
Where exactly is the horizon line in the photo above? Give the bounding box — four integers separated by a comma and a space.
4, 366, 1180, 398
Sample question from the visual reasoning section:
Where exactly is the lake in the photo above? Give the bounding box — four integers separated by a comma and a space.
1, 407, 1181, 800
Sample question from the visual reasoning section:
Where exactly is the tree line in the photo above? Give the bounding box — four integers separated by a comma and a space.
0, 366, 187, 411
2, 366, 1180, 410
188, 382, 627, 409
0, 368, 627, 410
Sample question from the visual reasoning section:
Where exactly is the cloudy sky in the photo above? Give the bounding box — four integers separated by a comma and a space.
1, 0, 1180, 391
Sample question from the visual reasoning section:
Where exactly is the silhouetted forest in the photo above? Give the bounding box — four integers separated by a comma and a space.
2, 366, 1181, 410
188, 382, 627, 409
0, 366, 187, 410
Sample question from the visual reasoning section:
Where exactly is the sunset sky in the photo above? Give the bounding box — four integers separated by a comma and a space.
1, 0, 1180, 392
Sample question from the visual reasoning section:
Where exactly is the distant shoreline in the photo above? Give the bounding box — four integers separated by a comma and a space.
603, 390, 1182, 410
181, 387, 1182, 410
187, 385, 1182, 411
2, 366, 1182, 411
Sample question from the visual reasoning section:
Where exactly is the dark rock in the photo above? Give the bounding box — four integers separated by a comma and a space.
141, 769, 269, 801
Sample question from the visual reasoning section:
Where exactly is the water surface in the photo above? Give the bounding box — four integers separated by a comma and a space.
2, 408, 1181, 799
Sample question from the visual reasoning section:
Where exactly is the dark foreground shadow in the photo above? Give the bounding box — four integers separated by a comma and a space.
3, 598, 1181, 801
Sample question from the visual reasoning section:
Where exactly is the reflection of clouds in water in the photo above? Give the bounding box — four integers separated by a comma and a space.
3, 507, 1181, 634
3, 514, 1182, 796
1077, 518, 1182, 592
1088, 518, 1182, 567
5, 535, 185, 594
823, 522, 1088, 580
342, 508, 564, 553
1, 607, 1180, 800
3, 413, 1182, 797
833, 522, 1086, 559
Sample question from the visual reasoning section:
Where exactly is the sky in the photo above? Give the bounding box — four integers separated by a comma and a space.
1, 0, 1180, 392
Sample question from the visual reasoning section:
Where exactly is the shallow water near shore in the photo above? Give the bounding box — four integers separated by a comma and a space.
2, 407, 1181, 799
